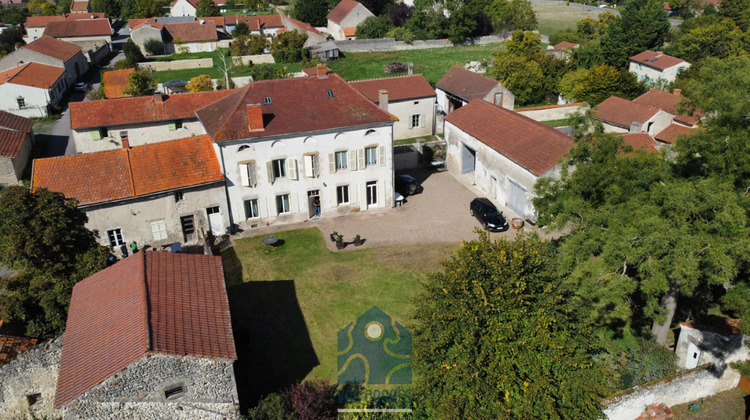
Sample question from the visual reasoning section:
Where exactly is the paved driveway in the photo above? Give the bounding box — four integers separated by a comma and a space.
233, 168, 545, 250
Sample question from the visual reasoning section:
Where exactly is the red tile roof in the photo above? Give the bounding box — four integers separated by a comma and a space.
343, 27, 356, 36
554, 41, 578, 50
445, 99, 574, 176
64, 12, 104, 20
25, 15, 64, 28
24, 36, 82, 62
621, 133, 658, 152
54, 251, 235, 408
70, 0, 89, 11
225, 14, 284, 30
32, 135, 223, 205
0, 334, 38, 367
630, 50, 688, 70
280, 13, 322, 35
436, 66, 503, 102
655, 123, 695, 144
349, 74, 436, 103
328, 0, 362, 23
43, 18, 111, 38
0, 110, 33, 158
102, 68, 133, 99
302, 65, 333, 77
70, 90, 234, 129
593, 95, 660, 129
0, 62, 65, 88
633, 89, 702, 126
196, 74, 396, 142
164, 21, 218, 42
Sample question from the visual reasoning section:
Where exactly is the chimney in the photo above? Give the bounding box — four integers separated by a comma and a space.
153, 92, 165, 104
316, 64, 327, 79
655, 51, 663, 57
247, 104, 264, 132
408, 62, 413, 76
673, 88, 681, 96
378, 90, 389, 112
121, 135, 130, 149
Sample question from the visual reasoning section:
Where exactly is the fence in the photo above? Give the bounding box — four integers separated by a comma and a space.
336, 34, 510, 53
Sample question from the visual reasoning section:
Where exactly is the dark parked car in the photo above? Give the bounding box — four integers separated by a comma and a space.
395, 174, 423, 197
470, 198, 509, 232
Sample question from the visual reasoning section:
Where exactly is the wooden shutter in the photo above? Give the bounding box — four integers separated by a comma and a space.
328, 152, 336, 173
349, 184, 358, 203
348, 150, 357, 171
378, 146, 386, 167
267, 161, 274, 183
358, 149, 365, 169
288, 158, 298, 180
91, 129, 101, 140
312, 154, 319, 178
420, 114, 425, 128
248, 162, 257, 186
377, 180, 385, 207
290, 193, 298, 212
239, 163, 250, 186
304, 155, 314, 178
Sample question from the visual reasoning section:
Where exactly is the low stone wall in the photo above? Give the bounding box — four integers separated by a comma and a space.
602, 363, 741, 420
0, 337, 63, 420
515, 102, 588, 122
336, 35, 509, 53
138, 58, 214, 72
231, 54, 275, 66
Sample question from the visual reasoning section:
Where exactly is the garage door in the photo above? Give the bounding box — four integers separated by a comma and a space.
508, 179, 526, 217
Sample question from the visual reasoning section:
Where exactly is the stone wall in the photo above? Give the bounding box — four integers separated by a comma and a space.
231, 54, 275, 66
335, 34, 509, 53
137, 58, 214, 72
64, 354, 239, 419
515, 102, 588, 122
602, 363, 742, 420
0, 337, 63, 420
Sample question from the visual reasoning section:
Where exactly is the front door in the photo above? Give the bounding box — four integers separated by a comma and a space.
686, 342, 701, 369
206, 206, 222, 236
508, 179, 526, 217
366, 181, 377, 209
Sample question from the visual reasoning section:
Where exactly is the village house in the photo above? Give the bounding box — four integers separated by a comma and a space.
194, 73, 397, 229
444, 99, 574, 220
129, 19, 219, 54
0, 36, 89, 88
0, 110, 34, 186
23, 13, 106, 43
42, 18, 112, 62
170, 0, 225, 17
32, 135, 230, 246
632, 88, 702, 127
436, 66, 515, 115
279, 13, 327, 47
0, 62, 66, 118
327, 0, 374, 40
593, 95, 673, 136
675, 316, 749, 370
69, 89, 233, 153
654, 122, 695, 145
223, 15, 285, 37
629, 50, 691, 85
69, 0, 90, 13
349, 73, 436, 140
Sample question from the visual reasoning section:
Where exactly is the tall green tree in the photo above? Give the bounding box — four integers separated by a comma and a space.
0, 187, 109, 338
413, 232, 610, 419
355, 15, 393, 39
123, 68, 157, 96
407, 0, 449, 40
28, 0, 57, 15
718, 0, 750, 30
230, 34, 268, 56
91, 0, 121, 18
485, 0, 537, 32
600, 0, 670, 68
665, 15, 748, 62
271, 30, 308, 63
559, 64, 645, 105
196, 0, 221, 17
123, 38, 144, 66
292, 0, 329, 27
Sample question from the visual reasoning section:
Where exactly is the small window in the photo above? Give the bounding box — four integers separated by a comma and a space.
164, 385, 185, 400
16, 97, 25, 108
327, 90, 335, 98
244, 199, 260, 219
26, 393, 41, 406
410, 114, 420, 128
272, 159, 286, 179
307, 189, 320, 197
150, 220, 167, 241
263, 96, 272, 104
276, 194, 290, 214
238, 144, 252, 152
180, 215, 195, 242
365, 147, 377, 166
174, 191, 184, 202
99, 127, 108, 138
335, 151, 347, 170
337, 185, 349, 205
303, 154, 319, 178
240, 162, 257, 187
107, 228, 124, 247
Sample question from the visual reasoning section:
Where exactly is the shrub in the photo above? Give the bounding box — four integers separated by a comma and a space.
143, 38, 164, 55
384, 62, 408, 73
283, 380, 338, 420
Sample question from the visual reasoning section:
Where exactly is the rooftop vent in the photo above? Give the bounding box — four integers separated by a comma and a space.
327, 90, 335, 98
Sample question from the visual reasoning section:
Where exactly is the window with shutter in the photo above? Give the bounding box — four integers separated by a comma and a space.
365, 147, 377, 166
348, 150, 357, 171
248, 162, 256, 186
150, 220, 167, 241
312, 154, 319, 177
420, 114, 425, 128
378, 146, 386, 166
288, 158, 298, 180
329, 152, 336, 173
335, 151, 348, 170
358, 149, 365, 169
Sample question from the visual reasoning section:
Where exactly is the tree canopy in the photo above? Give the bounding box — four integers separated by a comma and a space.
196, 0, 221, 17
123, 38, 145, 67
123, 68, 157, 96
485, 0, 537, 32
600, 0, 670, 68
355, 15, 392, 39
293, 0, 329, 27
186, 74, 213, 92
271, 30, 308, 63
413, 232, 609, 419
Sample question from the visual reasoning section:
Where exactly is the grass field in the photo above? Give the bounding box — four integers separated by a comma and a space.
220, 228, 458, 408
326, 43, 503, 85
533, 3, 610, 35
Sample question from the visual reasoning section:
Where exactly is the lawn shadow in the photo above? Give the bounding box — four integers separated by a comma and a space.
228, 280, 319, 413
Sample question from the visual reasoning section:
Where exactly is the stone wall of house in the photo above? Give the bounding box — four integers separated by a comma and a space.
63, 354, 239, 419
137, 58, 214, 72
336, 35, 509, 53
0, 337, 63, 420
602, 363, 742, 420
0, 156, 20, 187
515, 102, 588, 122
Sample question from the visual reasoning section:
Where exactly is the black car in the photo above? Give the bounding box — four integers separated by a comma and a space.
395, 174, 423, 197
470, 198, 509, 232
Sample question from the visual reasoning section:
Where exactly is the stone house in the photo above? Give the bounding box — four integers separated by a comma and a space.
654, 123, 695, 145
279, 13, 327, 47
69, 90, 233, 154
675, 316, 749, 370
53, 251, 238, 418
23, 13, 106, 43
349, 73, 436, 140
436, 66, 515, 115
0, 110, 34, 186
632, 88, 702, 128
629, 50, 690, 86
169, 0, 224, 17
223, 15, 285, 37
70, 0, 90, 13
0, 62, 66, 118
32, 135, 230, 246
593, 95, 673, 137
327, 0, 374, 41
194, 73, 397, 229
0, 36, 89, 88
163, 20, 219, 54
444, 99, 574, 220
42, 18, 112, 50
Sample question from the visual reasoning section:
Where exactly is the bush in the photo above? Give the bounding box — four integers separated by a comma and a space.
215, 76, 236, 90
271, 30, 308, 63
113, 59, 132, 70
186, 74, 213, 92
123, 38, 144, 67
618, 339, 677, 389
143, 38, 164, 55
249, 64, 289, 81
246, 393, 295, 420
283, 380, 338, 420
386, 27, 415, 43
549, 29, 580, 46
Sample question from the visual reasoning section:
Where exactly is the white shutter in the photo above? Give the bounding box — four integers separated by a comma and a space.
357, 149, 365, 169
378, 146, 386, 167
420, 114, 425, 128
408, 116, 413, 129
150, 220, 167, 241
312, 154, 320, 178
267, 161, 274, 183
348, 150, 357, 171
288, 158, 298, 180
304, 155, 314, 178
248, 162, 257, 186
258, 197, 268, 218
328, 152, 336, 173
239, 163, 250, 187
290, 193, 299, 212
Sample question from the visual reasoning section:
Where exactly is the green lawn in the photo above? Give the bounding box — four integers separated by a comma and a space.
326, 43, 503, 85
541, 118, 571, 127
533, 3, 610, 35
220, 228, 458, 407
152, 61, 303, 83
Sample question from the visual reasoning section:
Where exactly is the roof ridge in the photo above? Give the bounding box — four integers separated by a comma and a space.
141, 252, 152, 352
335, 73, 398, 121
349, 74, 423, 83
125, 147, 137, 197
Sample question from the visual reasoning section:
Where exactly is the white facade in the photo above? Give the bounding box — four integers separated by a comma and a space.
387, 98, 435, 140
165, 39, 217, 54
73, 120, 207, 153
327, 2, 374, 40
629, 60, 690, 85
170, 0, 197, 17
435, 84, 514, 115
600, 110, 673, 137
24, 26, 46, 43
0, 81, 66, 118
216, 125, 394, 230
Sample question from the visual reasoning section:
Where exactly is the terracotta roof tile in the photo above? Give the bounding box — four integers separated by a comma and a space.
436, 66, 503, 102
164, 21, 217, 42
102, 68, 133, 99
554, 41, 578, 50
24, 36, 82, 62
302, 65, 333, 77
70, 0, 89, 11
0, 335, 38, 367
328, 0, 361, 23
54, 251, 236, 408
621, 133, 658, 152
281, 13, 322, 35
343, 27, 356, 36
593, 95, 660, 129
70, 90, 234, 129
43, 19, 111, 37
64, 12, 106, 20
633, 89, 702, 126
224, 14, 283, 30
32, 135, 222, 205
655, 123, 695, 144
0, 110, 33, 158
196, 74, 396, 142
0, 62, 65, 88
630, 50, 688, 70
24, 15, 64, 28
349, 74, 436, 103
445, 99, 574, 176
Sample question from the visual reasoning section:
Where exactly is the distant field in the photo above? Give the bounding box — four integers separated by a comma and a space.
533, 3, 611, 35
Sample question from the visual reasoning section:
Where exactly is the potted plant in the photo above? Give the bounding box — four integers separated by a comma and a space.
335, 234, 346, 249
353, 234, 363, 246
331, 231, 338, 242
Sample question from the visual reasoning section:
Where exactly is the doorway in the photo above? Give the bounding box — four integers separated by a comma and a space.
366, 181, 377, 209
461, 143, 476, 174
206, 206, 223, 236
508, 179, 526, 217
307, 190, 320, 218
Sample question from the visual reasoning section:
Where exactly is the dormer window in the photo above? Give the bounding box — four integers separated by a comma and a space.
263, 96, 272, 104
327, 90, 335, 98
